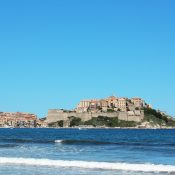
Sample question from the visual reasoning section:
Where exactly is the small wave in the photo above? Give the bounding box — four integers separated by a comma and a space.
0, 157, 175, 172
55, 140, 63, 143
54, 139, 166, 147
1, 138, 53, 144
55, 139, 111, 145
2, 138, 175, 147
0, 144, 18, 148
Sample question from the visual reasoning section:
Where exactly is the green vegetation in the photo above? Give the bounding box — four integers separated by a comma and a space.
143, 107, 175, 126
107, 109, 115, 113
70, 117, 82, 127
84, 116, 138, 127
48, 120, 64, 127
49, 116, 139, 128
58, 120, 64, 127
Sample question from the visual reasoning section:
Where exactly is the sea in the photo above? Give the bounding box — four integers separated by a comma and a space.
0, 128, 175, 175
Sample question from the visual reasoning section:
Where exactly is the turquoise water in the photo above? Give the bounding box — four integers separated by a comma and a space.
0, 128, 175, 174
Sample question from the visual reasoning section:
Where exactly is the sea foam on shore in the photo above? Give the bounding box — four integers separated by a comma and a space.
0, 157, 175, 173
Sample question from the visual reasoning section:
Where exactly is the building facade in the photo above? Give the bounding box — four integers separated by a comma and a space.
131, 98, 145, 108
0, 112, 38, 128
76, 96, 146, 113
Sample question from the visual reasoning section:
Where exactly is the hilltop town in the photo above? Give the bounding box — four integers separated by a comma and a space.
76, 96, 148, 113
47, 96, 175, 128
0, 96, 175, 128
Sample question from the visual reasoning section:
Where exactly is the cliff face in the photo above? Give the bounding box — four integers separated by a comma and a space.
47, 109, 144, 124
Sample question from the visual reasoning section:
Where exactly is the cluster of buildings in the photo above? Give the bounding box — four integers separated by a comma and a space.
0, 112, 47, 128
76, 96, 148, 113
0, 96, 151, 128
46, 96, 148, 127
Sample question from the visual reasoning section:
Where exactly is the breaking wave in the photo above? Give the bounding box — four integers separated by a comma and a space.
55, 139, 111, 145
2, 138, 110, 145
55, 139, 175, 147
1, 138, 110, 145
55, 140, 63, 143
0, 157, 175, 172
1, 138, 175, 147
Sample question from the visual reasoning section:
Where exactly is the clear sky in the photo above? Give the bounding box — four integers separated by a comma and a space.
0, 0, 175, 117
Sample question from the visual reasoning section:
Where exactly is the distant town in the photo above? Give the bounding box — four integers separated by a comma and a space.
0, 96, 175, 128
0, 112, 47, 128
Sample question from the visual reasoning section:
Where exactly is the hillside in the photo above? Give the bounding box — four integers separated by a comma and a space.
142, 108, 175, 128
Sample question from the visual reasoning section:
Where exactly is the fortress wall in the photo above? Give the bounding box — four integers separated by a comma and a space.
118, 112, 128, 121
47, 110, 144, 123
127, 115, 141, 122
77, 112, 119, 121
127, 110, 144, 122
91, 112, 119, 118
76, 113, 93, 121
47, 110, 69, 123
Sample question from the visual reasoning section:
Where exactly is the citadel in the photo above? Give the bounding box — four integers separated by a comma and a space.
47, 96, 150, 127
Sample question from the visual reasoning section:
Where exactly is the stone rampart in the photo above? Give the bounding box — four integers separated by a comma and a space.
47, 109, 144, 124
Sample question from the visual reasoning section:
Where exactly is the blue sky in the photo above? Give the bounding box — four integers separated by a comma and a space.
0, 0, 175, 117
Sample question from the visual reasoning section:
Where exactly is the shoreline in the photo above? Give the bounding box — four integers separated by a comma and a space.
0, 127, 175, 130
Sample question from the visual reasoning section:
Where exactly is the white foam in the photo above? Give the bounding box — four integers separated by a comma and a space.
0, 157, 175, 172
55, 140, 63, 143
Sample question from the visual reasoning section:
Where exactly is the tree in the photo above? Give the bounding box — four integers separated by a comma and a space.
58, 120, 64, 127
70, 117, 82, 127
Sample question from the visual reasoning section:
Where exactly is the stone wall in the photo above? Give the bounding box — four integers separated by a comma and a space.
47, 109, 144, 124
